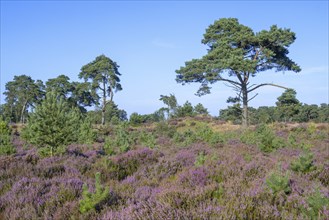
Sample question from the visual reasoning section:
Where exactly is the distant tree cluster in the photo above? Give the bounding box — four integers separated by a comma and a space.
219, 89, 329, 124
1, 55, 125, 125
128, 94, 209, 126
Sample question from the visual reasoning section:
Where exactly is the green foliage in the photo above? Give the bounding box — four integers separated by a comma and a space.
79, 172, 109, 214
194, 103, 208, 115
103, 123, 134, 154
291, 151, 316, 173
276, 89, 301, 122
159, 94, 178, 118
243, 153, 253, 162
302, 189, 329, 219
22, 91, 81, 156
0, 120, 11, 136
195, 151, 207, 167
256, 124, 285, 153
104, 138, 116, 155
175, 101, 195, 118
240, 124, 284, 153
219, 104, 242, 124
155, 122, 177, 138
79, 55, 123, 125
78, 116, 96, 144
287, 132, 299, 148
212, 184, 224, 201
173, 129, 197, 147
105, 101, 127, 124
4, 75, 45, 123
45, 75, 96, 112
0, 119, 16, 155
139, 131, 157, 149
240, 129, 258, 145
266, 170, 291, 195
172, 125, 224, 148
176, 18, 300, 126
129, 112, 146, 126
195, 125, 224, 147
129, 111, 164, 126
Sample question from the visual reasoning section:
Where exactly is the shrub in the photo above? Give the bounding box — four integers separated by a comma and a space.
79, 172, 109, 214
257, 124, 285, 153
291, 151, 316, 173
196, 125, 224, 147
0, 119, 15, 155
266, 170, 291, 195
173, 129, 196, 147
0, 119, 11, 136
155, 122, 177, 138
103, 123, 134, 154
240, 129, 258, 145
302, 189, 329, 219
78, 116, 96, 144
129, 112, 145, 126
139, 131, 157, 149
240, 125, 285, 153
104, 138, 116, 155
22, 91, 81, 156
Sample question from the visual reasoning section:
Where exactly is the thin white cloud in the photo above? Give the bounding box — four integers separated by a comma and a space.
151, 39, 176, 49
301, 66, 328, 75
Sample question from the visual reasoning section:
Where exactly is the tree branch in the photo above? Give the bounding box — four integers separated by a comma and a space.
235, 73, 244, 84
248, 83, 289, 93
218, 77, 241, 87
223, 82, 240, 92
248, 93, 258, 102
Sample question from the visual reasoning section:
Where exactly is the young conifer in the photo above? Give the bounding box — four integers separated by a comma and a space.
22, 91, 81, 156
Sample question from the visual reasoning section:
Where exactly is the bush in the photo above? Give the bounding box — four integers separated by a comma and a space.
155, 122, 177, 138
78, 116, 96, 144
256, 124, 285, 153
195, 125, 224, 147
240, 129, 258, 145
129, 112, 145, 126
291, 151, 315, 173
139, 131, 157, 149
173, 129, 197, 147
240, 125, 285, 153
0, 119, 15, 155
266, 170, 291, 195
103, 123, 134, 154
22, 91, 82, 156
79, 172, 110, 214
302, 189, 329, 219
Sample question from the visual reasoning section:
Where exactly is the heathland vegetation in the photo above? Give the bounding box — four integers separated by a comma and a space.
1, 18, 328, 219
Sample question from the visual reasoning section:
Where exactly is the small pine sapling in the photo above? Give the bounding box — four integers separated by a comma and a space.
291, 151, 316, 173
266, 170, 291, 195
79, 172, 109, 213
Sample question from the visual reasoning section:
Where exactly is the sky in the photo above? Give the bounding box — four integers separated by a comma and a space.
1, 1, 328, 116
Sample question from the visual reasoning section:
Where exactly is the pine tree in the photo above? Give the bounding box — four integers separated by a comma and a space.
22, 91, 81, 156
79, 172, 109, 213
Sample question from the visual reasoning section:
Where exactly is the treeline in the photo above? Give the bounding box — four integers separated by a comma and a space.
1, 71, 328, 126
219, 89, 329, 124
1, 55, 125, 125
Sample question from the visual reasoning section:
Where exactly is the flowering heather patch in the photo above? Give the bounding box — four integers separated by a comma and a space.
0, 122, 328, 219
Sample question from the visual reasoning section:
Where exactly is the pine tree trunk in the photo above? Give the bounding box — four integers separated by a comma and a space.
102, 80, 106, 125
21, 100, 28, 124
242, 85, 249, 128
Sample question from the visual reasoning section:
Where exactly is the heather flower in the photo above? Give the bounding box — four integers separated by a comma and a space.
179, 167, 209, 187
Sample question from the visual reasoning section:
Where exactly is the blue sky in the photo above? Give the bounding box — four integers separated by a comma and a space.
1, 1, 328, 116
